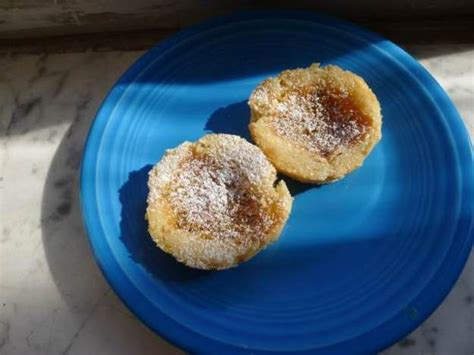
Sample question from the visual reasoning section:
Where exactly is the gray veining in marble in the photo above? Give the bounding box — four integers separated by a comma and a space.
0, 44, 472, 355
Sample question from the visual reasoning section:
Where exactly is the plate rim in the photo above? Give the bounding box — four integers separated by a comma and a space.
80, 10, 473, 353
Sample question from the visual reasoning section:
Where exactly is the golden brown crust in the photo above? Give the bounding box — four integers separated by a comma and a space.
146, 134, 292, 270
248, 64, 382, 183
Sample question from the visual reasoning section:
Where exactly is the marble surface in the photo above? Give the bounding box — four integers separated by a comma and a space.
0, 44, 472, 355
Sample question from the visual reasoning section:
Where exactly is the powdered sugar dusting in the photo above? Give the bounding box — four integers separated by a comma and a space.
251, 85, 271, 104
148, 135, 277, 241
213, 134, 274, 183
147, 142, 192, 203
255, 87, 367, 156
170, 158, 257, 239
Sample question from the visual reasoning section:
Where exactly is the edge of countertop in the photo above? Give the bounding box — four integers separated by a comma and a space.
0, 17, 473, 55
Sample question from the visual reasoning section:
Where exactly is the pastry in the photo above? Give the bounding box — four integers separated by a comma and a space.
249, 64, 382, 183
146, 134, 292, 270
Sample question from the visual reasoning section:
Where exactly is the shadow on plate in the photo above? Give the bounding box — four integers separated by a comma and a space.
117, 164, 314, 284
119, 165, 210, 282
205, 100, 315, 196
280, 174, 316, 195
205, 100, 251, 140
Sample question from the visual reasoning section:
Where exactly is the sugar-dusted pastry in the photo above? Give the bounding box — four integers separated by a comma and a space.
249, 64, 382, 183
146, 134, 292, 270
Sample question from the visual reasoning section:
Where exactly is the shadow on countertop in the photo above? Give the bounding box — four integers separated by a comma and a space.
40, 105, 183, 354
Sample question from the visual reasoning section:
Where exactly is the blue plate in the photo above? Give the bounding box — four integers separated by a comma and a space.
80, 11, 473, 354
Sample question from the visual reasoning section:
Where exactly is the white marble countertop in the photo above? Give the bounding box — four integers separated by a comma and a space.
0, 44, 472, 355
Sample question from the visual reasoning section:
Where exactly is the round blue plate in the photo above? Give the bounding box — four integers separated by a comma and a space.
80, 11, 473, 354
